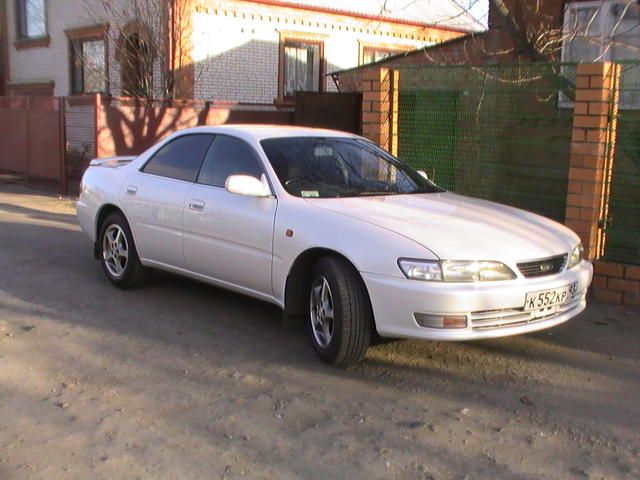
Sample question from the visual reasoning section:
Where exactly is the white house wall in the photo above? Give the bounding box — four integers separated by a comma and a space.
8, 0, 108, 96
191, 9, 430, 102
6, 0, 456, 102
192, 12, 280, 102
5, 0, 167, 97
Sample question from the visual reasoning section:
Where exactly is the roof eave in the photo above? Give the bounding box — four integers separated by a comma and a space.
329, 30, 487, 77
234, 0, 483, 35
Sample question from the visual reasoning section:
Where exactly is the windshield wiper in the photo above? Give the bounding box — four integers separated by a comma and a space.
339, 188, 441, 197
405, 188, 440, 194
336, 190, 399, 197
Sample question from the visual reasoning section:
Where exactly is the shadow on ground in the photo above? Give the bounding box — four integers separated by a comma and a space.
1, 186, 639, 479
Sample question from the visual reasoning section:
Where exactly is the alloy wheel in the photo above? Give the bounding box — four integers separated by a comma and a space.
102, 224, 129, 278
310, 275, 335, 348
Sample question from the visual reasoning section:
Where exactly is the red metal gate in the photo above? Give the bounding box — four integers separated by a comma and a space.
0, 97, 65, 191
294, 92, 362, 134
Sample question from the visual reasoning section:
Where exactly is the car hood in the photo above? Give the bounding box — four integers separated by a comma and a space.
305, 192, 579, 262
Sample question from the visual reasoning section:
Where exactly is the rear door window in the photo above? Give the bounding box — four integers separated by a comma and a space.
142, 134, 214, 182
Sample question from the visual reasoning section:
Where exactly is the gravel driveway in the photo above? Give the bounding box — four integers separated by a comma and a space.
0, 182, 639, 480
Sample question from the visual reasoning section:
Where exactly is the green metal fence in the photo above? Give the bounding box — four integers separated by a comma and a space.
604, 61, 640, 265
397, 62, 577, 222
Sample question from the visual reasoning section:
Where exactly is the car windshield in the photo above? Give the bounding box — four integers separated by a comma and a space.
260, 136, 442, 198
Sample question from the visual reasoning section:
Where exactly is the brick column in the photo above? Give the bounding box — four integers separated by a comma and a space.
565, 63, 620, 260
361, 68, 399, 156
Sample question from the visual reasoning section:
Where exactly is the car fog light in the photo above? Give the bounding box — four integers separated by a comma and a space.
414, 313, 467, 329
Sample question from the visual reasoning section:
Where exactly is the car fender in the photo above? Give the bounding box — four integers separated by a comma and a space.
76, 165, 131, 242
272, 197, 438, 305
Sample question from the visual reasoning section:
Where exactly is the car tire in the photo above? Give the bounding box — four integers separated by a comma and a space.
307, 256, 372, 367
99, 211, 148, 289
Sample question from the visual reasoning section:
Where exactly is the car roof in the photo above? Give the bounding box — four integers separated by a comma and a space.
175, 124, 361, 142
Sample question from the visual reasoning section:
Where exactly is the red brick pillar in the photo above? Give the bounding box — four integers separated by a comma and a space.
565, 63, 620, 260
361, 68, 399, 156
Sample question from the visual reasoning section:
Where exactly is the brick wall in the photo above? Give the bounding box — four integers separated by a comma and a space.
337, 0, 607, 93
190, 1, 455, 102
361, 68, 398, 155
5, 0, 462, 102
5, 0, 127, 97
337, 31, 519, 93
191, 10, 280, 103
564, 63, 619, 261
593, 261, 640, 307
562, 63, 640, 308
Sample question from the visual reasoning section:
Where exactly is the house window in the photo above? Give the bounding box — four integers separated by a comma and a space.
66, 26, 108, 94
562, 4, 603, 62
279, 35, 324, 101
360, 46, 403, 65
16, 0, 47, 39
70, 38, 107, 94
562, 1, 640, 62
610, 2, 640, 61
121, 31, 152, 97
562, 1, 640, 108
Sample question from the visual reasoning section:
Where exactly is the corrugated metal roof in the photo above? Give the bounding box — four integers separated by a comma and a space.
272, 0, 485, 31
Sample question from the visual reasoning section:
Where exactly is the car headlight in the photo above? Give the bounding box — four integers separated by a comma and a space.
398, 259, 516, 282
397, 259, 443, 281
567, 243, 584, 269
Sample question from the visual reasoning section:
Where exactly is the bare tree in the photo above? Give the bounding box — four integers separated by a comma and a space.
84, 0, 197, 99
372, 0, 638, 63
488, 0, 640, 61
359, 0, 638, 103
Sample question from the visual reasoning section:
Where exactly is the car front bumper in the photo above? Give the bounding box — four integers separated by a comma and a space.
361, 260, 593, 341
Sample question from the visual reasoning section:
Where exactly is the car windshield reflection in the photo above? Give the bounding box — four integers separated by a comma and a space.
260, 137, 442, 198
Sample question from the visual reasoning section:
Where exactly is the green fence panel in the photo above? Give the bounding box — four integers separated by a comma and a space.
397, 62, 577, 223
604, 61, 640, 265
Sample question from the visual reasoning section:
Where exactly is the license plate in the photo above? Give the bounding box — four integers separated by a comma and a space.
524, 282, 578, 311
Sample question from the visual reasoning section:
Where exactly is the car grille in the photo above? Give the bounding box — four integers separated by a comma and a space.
517, 254, 567, 278
469, 295, 582, 331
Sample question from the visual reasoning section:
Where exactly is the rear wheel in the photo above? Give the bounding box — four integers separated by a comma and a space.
99, 212, 148, 288
307, 257, 372, 367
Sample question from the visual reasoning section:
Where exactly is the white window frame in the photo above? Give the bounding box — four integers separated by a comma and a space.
561, 0, 640, 109
562, 1, 640, 60
561, 1, 609, 63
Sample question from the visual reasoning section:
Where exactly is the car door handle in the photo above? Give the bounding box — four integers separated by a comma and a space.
188, 199, 205, 211
125, 185, 138, 195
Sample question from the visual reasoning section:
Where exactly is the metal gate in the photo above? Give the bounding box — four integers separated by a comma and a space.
396, 63, 577, 222
294, 92, 362, 134
603, 61, 640, 265
0, 96, 65, 190
399, 90, 459, 188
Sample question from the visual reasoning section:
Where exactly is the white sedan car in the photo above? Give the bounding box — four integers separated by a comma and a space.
77, 125, 592, 366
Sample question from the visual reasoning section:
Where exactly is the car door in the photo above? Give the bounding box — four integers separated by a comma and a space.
183, 134, 277, 296
120, 134, 214, 269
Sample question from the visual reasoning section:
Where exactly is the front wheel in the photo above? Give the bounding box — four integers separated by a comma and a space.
307, 257, 372, 367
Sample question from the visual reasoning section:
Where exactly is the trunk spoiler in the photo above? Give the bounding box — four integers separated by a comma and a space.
89, 156, 137, 168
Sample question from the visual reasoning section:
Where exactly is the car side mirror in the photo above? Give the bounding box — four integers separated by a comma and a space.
418, 170, 429, 180
225, 174, 272, 197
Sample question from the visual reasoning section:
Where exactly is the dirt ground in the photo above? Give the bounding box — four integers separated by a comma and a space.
0, 181, 639, 480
